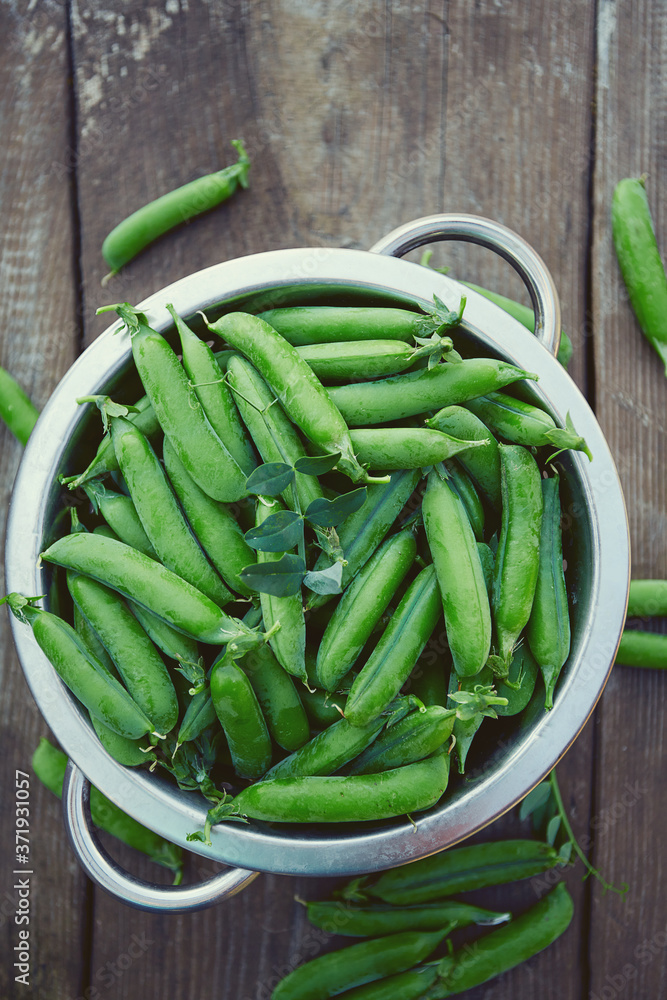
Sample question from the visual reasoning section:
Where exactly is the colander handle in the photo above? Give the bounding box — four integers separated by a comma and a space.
62, 761, 258, 912
369, 214, 561, 356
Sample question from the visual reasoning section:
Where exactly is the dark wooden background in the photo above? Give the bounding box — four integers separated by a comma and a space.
1, 1, 666, 997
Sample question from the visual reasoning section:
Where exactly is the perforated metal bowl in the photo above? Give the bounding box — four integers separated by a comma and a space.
5, 215, 630, 911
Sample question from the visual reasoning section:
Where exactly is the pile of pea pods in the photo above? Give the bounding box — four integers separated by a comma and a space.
6, 293, 591, 833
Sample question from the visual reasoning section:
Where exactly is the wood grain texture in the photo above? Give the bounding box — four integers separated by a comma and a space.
590, 1, 667, 997
0, 3, 88, 999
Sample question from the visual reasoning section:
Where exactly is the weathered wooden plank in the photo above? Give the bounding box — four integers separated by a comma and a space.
590, 2, 667, 996
0, 3, 87, 998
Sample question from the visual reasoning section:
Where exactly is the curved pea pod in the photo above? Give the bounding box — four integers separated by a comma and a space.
494, 645, 540, 716
612, 176, 667, 375
307, 468, 421, 610
345, 565, 442, 728
67, 573, 179, 735
296, 340, 420, 380
347, 706, 455, 775
423, 471, 491, 678
167, 304, 257, 475
431, 883, 574, 996
207, 312, 385, 485
90, 714, 154, 767
328, 358, 537, 427
465, 391, 592, 458
163, 434, 256, 596
226, 354, 324, 512
257, 305, 439, 346
304, 898, 510, 937
32, 738, 183, 878
73, 601, 117, 678
239, 642, 310, 751
270, 927, 448, 1000
316, 530, 417, 692
442, 459, 484, 541
82, 479, 156, 557
491, 444, 544, 674
177, 686, 218, 745
425, 404, 501, 509
331, 966, 440, 1000
103, 304, 248, 501
5, 599, 153, 740
63, 393, 161, 490
364, 838, 560, 905
108, 413, 234, 608
230, 752, 450, 824
349, 427, 484, 472
41, 534, 260, 646
264, 716, 383, 780
526, 475, 571, 709
127, 598, 200, 667
210, 653, 272, 780
255, 499, 307, 684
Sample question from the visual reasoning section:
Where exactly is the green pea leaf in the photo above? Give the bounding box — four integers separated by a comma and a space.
303, 561, 344, 595
518, 780, 552, 822
293, 452, 341, 476
558, 841, 574, 864
305, 488, 368, 528
239, 554, 306, 596
546, 814, 562, 847
245, 462, 295, 496
244, 510, 304, 552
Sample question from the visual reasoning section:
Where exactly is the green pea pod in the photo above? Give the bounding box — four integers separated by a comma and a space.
430, 883, 574, 996
64, 394, 162, 490
332, 966, 440, 1000
82, 479, 156, 558
230, 752, 450, 823
296, 340, 419, 380
328, 358, 537, 427
408, 657, 450, 708
4, 597, 153, 739
240, 642, 310, 751
425, 404, 501, 509
73, 601, 117, 678
257, 305, 441, 346
41, 533, 259, 646
491, 444, 544, 674
364, 838, 560, 905
256, 499, 307, 683
127, 598, 200, 667
460, 281, 574, 369
226, 354, 325, 513
476, 542, 495, 597
526, 475, 571, 709
210, 653, 272, 780
347, 706, 455, 775
208, 312, 387, 486
109, 413, 233, 608
163, 434, 256, 596
271, 928, 448, 1000
627, 579, 667, 617
447, 665, 492, 773
612, 176, 667, 375
67, 573, 179, 735
32, 738, 183, 878
304, 898, 510, 937
316, 530, 417, 691
494, 645, 539, 716
300, 686, 347, 730
423, 471, 491, 678
99, 304, 248, 502
167, 303, 257, 475
307, 468, 421, 611
177, 686, 218, 745
349, 427, 484, 472
465, 391, 592, 458
345, 565, 442, 728
264, 717, 384, 780
615, 630, 667, 669
101, 140, 249, 275
0, 366, 39, 444
90, 714, 154, 767
442, 459, 484, 541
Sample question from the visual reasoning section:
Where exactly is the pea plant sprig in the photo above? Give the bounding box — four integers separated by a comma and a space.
239, 457, 368, 597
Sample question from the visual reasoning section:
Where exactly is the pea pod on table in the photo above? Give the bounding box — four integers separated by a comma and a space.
303, 898, 511, 937
0, 366, 39, 445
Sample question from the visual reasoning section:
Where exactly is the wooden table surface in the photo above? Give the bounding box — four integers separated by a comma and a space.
1, 2, 666, 997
